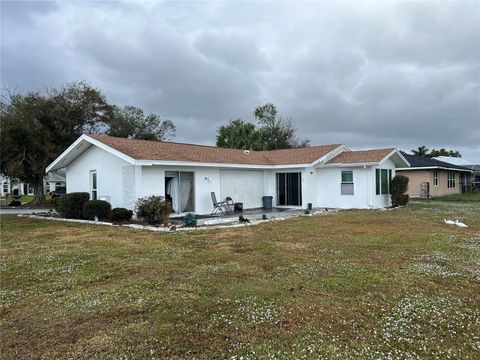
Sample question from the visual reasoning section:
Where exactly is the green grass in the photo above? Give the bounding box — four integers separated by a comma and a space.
1, 200, 479, 359
1, 194, 52, 204
432, 190, 480, 202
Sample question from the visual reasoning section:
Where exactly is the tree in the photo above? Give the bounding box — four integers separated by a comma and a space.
1, 82, 112, 204
410, 146, 462, 158
254, 103, 309, 150
108, 105, 175, 141
411, 145, 430, 157
428, 148, 461, 158
216, 119, 263, 150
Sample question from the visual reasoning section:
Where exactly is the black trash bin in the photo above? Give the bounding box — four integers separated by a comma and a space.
234, 202, 243, 212
262, 196, 273, 209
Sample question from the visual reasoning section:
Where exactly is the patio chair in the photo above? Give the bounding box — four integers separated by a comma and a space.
211, 192, 234, 215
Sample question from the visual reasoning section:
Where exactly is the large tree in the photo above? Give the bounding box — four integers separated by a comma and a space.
254, 103, 309, 150
107, 105, 175, 141
1, 82, 112, 204
216, 103, 309, 151
216, 119, 263, 150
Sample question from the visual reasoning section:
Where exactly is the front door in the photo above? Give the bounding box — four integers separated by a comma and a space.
276, 172, 302, 206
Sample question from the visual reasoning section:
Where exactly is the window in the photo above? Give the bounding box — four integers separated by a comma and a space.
447, 171, 455, 189
433, 170, 439, 186
376, 169, 390, 195
90, 170, 97, 200
3, 182, 8, 194
341, 171, 354, 195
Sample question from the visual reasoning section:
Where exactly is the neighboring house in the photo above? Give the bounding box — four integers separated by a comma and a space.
45, 169, 67, 193
433, 156, 480, 190
397, 154, 473, 198
46, 135, 409, 214
0, 171, 66, 197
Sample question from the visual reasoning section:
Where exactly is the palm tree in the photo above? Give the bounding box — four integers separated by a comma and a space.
412, 145, 430, 157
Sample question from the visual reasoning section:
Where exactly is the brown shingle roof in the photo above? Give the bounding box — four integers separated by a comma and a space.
89, 135, 342, 165
326, 148, 395, 164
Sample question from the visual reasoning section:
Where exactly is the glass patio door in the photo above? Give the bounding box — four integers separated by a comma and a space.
276, 172, 302, 206
165, 171, 195, 213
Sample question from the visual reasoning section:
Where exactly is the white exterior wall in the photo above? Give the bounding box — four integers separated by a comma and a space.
315, 167, 371, 209
371, 158, 396, 208
313, 158, 395, 209
63, 144, 399, 214
66, 145, 130, 209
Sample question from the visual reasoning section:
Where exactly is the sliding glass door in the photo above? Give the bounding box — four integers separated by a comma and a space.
165, 171, 195, 213
276, 172, 302, 206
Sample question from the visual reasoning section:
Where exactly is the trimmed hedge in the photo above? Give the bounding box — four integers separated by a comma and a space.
110, 207, 133, 222
390, 175, 410, 207
135, 195, 171, 225
83, 200, 111, 221
55, 192, 90, 219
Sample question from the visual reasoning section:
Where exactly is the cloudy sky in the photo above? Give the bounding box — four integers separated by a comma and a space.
2, 0, 479, 159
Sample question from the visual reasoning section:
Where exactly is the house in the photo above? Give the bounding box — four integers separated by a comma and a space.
46, 135, 409, 214
432, 156, 480, 190
396, 154, 473, 198
0, 171, 66, 197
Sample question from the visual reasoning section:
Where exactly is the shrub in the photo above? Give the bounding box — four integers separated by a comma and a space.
391, 193, 410, 207
390, 175, 410, 207
135, 195, 171, 225
55, 192, 90, 219
8, 199, 22, 206
110, 207, 133, 222
83, 200, 111, 221
184, 213, 197, 227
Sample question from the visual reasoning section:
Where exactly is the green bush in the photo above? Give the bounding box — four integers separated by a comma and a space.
110, 207, 133, 222
184, 213, 197, 227
391, 193, 409, 207
390, 175, 409, 207
135, 195, 171, 225
55, 192, 90, 219
83, 200, 111, 221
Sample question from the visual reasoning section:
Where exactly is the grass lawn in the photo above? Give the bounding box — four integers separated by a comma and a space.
1, 200, 479, 359
432, 190, 480, 202
1, 194, 53, 204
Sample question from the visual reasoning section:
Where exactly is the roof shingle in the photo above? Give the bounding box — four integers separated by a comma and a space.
326, 148, 395, 164
401, 154, 472, 171
89, 135, 342, 165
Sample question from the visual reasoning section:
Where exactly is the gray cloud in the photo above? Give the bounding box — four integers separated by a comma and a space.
1, 0, 479, 159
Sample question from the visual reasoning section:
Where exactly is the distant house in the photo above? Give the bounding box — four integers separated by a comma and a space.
397, 154, 473, 198
46, 135, 409, 214
433, 156, 480, 190
0, 170, 66, 197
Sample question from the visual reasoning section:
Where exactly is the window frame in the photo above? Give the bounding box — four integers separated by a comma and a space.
447, 171, 456, 189
376, 168, 391, 195
341, 170, 354, 195
433, 170, 439, 186
3, 181, 9, 194
90, 170, 98, 200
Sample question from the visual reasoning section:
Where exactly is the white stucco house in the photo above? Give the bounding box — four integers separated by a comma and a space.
46, 135, 409, 214
1, 171, 66, 197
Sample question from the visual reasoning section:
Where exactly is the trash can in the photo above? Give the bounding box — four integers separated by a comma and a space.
262, 196, 273, 209
234, 202, 243, 212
